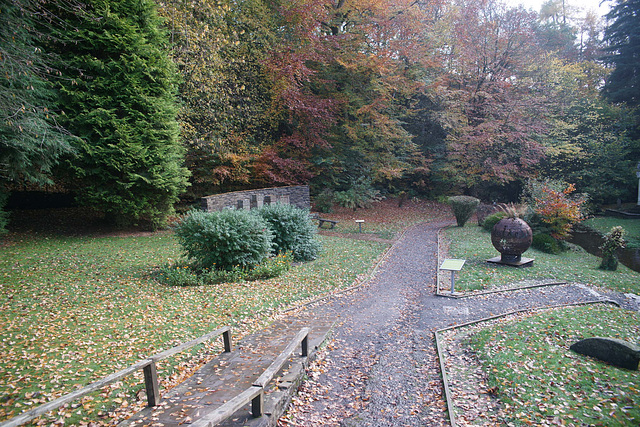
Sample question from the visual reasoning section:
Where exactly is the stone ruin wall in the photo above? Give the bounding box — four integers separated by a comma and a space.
201, 185, 311, 212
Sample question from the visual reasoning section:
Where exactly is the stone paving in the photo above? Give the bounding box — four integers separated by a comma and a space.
119, 222, 640, 427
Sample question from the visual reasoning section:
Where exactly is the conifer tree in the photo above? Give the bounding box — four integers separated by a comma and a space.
602, 0, 640, 106
54, 0, 189, 228
0, 0, 74, 232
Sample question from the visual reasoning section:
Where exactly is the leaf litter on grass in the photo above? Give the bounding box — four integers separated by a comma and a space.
0, 231, 387, 426
442, 304, 640, 426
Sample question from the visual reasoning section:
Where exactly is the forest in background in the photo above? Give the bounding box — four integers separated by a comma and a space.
1, 0, 639, 229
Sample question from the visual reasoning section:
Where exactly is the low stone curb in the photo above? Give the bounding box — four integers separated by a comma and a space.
434, 298, 621, 427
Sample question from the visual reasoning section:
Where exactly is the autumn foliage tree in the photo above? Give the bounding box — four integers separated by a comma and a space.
157, 0, 278, 196
259, 0, 437, 193
435, 0, 547, 196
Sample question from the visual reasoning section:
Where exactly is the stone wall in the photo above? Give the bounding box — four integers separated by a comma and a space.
201, 185, 311, 212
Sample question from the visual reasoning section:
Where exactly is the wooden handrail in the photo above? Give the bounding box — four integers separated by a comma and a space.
253, 327, 309, 388
191, 327, 310, 427
0, 326, 232, 427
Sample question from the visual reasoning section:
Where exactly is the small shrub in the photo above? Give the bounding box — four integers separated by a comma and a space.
202, 252, 293, 284
255, 203, 321, 261
313, 189, 334, 213
174, 209, 273, 271
476, 203, 498, 226
157, 253, 293, 286
599, 226, 626, 271
246, 252, 292, 280
155, 262, 202, 286
334, 178, 383, 211
523, 179, 586, 240
531, 233, 562, 254
482, 211, 508, 231
448, 195, 480, 227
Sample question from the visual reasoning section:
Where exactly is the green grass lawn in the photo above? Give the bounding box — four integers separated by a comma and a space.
0, 232, 387, 425
460, 304, 640, 426
584, 216, 640, 247
443, 225, 640, 294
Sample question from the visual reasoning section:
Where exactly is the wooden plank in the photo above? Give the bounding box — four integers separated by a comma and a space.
0, 359, 152, 427
189, 386, 263, 427
253, 328, 310, 388
151, 326, 231, 362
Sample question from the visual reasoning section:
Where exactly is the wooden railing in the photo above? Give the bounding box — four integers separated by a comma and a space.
190, 327, 310, 427
0, 326, 232, 427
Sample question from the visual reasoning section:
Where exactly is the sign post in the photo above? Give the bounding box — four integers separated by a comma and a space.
439, 259, 465, 294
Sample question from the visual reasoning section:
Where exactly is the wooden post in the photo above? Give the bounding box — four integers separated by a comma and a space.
223, 329, 232, 353
301, 334, 308, 357
251, 389, 263, 418
143, 363, 160, 407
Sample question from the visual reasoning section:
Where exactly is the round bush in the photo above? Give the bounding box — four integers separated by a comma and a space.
482, 211, 508, 231
175, 209, 273, 271
531, 233, 562, 254
448, 195, 480, 227
255, 203, 321, 261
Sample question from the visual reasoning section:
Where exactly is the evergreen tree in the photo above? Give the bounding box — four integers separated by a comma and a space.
0, 0, 75, 232
602, 0, 640, 106
53, 0, 189, 228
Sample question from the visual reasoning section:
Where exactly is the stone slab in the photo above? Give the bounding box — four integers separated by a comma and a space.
486, 256, 534, 268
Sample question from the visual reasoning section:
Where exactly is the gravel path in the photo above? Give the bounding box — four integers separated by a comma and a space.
280, 221, 638, 426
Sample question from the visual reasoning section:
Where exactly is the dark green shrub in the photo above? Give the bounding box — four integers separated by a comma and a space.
203, 252, 292, 283
531, 233, 562, 254
448, 196, 480, 227
255, 204, 321, 261
313, 189, 334, 213
155, 262, 202, 286
599, 226, 626, 271
156, 253, 292, 286
476, 203, 498, 226
334, 178, 382, 211
0, 192, 9, 235
175, 209, 273, 271
482, 211, 508, 231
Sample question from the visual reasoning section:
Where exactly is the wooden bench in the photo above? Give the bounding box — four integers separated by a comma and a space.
318, 218, 338, 229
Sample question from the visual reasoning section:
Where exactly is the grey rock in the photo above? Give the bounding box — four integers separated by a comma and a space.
570, 337, 640, 370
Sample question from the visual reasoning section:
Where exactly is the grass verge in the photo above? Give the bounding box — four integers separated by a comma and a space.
443, 225, 640, 294
0, 232, 387, 425
584, 217, 640, 248
449, 304, 640, 426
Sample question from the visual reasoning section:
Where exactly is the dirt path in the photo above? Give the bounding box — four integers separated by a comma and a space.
279, 222, 632, 426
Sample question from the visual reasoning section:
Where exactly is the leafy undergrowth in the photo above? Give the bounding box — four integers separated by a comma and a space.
584, 217, 640, 248
454, 304, 640, 426
443, 225, 640, 294
0, 232, 386, 426
315, 198, 452, 239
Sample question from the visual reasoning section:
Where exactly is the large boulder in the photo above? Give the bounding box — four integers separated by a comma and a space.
570, 337, 640, 370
